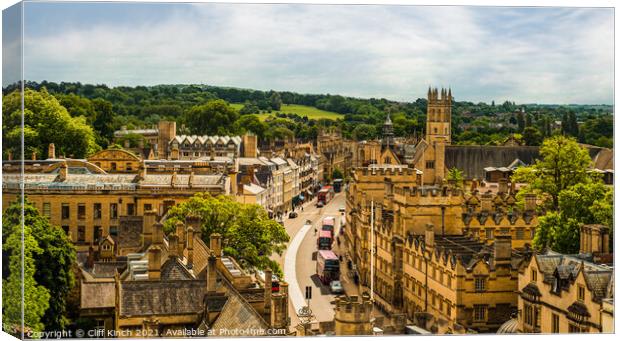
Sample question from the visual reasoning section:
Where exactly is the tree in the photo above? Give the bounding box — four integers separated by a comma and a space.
92, 98, 116, 146
332, 167, 344, 180
533, 212, 581, 254
184, 99, 239, 135
512, 135, 592, 210
269, 91, 283, 111
522, 126, 542, 146
351, 124, 376, 140
2, 89, 101, 159
232, 114, 267, 138
447, 168, 464, 189
517, 112, 525, 132
2, 198, 76, 332
163, 194, 289, 276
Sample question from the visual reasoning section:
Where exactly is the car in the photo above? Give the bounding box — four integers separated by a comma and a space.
305, 219, 312, 225
288, 211, 298, 218
316, 202, 324, 208
339, 206, 346, 213
330, 280, 344, 294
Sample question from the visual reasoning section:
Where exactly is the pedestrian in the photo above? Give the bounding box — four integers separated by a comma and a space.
301, 206, 304, 211
314, 227, 317, 235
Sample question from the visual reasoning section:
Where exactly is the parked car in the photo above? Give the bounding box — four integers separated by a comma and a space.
330, 280, 344, 294
289, 211, 298, 218
316, 202, 324, 208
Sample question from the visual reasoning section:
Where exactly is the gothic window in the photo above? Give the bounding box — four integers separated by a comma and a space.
434, 127, 438, 134
474, 305, 487, 321
426, 161, 435, 169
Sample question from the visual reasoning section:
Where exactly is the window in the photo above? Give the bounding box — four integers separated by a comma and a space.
447, 276, 452, 288
126, 162, 133, 171
475, 277, 486, 292
78, 226, 86, 243
111, 162, 117, 171
439, 298, 444, 312
516, 228, 524, 240
531, 269, 538, 282
94, 203, 102, 219
62, 226, 70, 235
77, 204, 86, 220
578, 285, 585, 301
42, 202, 51, 218
446, 302, 452, 316
144, 203, 152, 212
61, 203, 70, 219
94, 226, 102, 243
434, 127, 438, 134
432, 293, 436, 307
552, 313, 560, 333
486, 229, 494, 239
439, 272, 444, 285
531, 229, 536, 239
127, 203, 135, 216
417, 285, 422, 297
426, 161, 435, 169
109, 226, 118, 237
473, 305, 486, 321
501, 228, 510, 235
110, 203, 118, 219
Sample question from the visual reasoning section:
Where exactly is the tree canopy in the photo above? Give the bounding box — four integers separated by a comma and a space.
183, 99, 240, 135
163, 194, 289, 276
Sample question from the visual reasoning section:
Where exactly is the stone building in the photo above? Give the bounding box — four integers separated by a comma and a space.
317, 128, 346, 181
2, 160, 229, 251
78, 214, 290, 336
517, 251, 613, 333
334, 294, 374, 335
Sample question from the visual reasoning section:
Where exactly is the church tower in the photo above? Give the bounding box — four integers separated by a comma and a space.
425, 87, 452, 144
382, 113, 395, 150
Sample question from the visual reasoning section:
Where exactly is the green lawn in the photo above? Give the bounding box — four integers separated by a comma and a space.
230, 103, 343, 121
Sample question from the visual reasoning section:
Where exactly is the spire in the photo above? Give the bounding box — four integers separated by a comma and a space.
427, 86, 432, 100
385, 112, 392, 125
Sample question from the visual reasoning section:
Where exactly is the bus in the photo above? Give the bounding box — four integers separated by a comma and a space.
256, 270, 280, 293
322, 216, 336, 237
317, 186, 335, 206
316, 250, 340, 284
317, 230, 333, 250
333, 179, 344, 193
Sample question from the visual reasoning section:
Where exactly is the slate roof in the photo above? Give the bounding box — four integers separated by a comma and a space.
210, 292, 269, 335
81, 281, 116, 309
119, 280, 205, 317
244, 183, 266, 195
171, 135, 242, 147
445, 146, 540, 180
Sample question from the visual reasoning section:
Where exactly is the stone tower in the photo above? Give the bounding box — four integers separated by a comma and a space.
157, 121, 177, 159
382, 113, 395, 150
334, 294, 374, 336
425, 87, 452, 145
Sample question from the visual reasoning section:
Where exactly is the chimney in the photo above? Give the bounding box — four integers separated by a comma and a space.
481, 192, 493, 212
138, 161, 147, 181
510, 180, 516, 194
494, 234, 512, 266
48, 143, 56, 159
425, 224, 435, 252
148, 246, 162, 280
142, 210, 156, 247
31, 151, 37, 160
524, 193, 537, 211
207, 251, 217, 293
471, 179, 478, 193
210, 233, 222, 258
264, 268, 273, 315
186, 215, 202, 238
498, 178, 508, 194
168, 233, 179, 258
187, 226, 194, 268
176, 221, 185, 256
58, 161, 68, 182
153, 223, 164, 246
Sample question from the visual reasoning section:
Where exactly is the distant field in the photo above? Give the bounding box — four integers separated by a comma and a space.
230, 103, 343, 121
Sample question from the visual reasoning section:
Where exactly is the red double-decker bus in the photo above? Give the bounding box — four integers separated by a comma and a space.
317, 230, 333, 250
316, 250, 340, 284
317, 186, 334, 206
321, 216, 336, 237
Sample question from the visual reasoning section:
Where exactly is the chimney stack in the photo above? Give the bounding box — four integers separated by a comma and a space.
186, 215, 202, 238
187, 227, 194, 268
210, 233, 222, 258
498, 178, 508, 194
48, 143, 56, 159
264, 268, 273, 315
153, 223, 164, 246
142, 210, 157, 247
137, 161, 147, 181
425, 224, 435, 252
168, 233, 179, 258
176, 221, 185, 256
31, 151, 37, 160
148, 246, 162, 280
188, 171, 194, 188
207, 251, 217, 293
510, 180, 516, 194
58, 161, 68, 182
524, 193, 537, 211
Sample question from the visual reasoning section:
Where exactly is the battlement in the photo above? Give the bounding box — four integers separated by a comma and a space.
356, 165, 420, 177
334, 294, 374, 320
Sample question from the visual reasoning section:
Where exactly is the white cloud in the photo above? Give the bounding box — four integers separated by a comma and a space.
21, 3, 613, 104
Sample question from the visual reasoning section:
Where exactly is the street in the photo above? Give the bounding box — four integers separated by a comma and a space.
272, 192, 346, 329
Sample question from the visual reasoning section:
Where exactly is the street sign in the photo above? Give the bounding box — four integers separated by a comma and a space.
305, 286, 312, 300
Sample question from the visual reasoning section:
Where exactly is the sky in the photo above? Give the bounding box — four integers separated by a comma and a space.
2, 1, 615, 104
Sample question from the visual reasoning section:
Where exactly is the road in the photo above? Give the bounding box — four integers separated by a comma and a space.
273, 192, 346, 328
